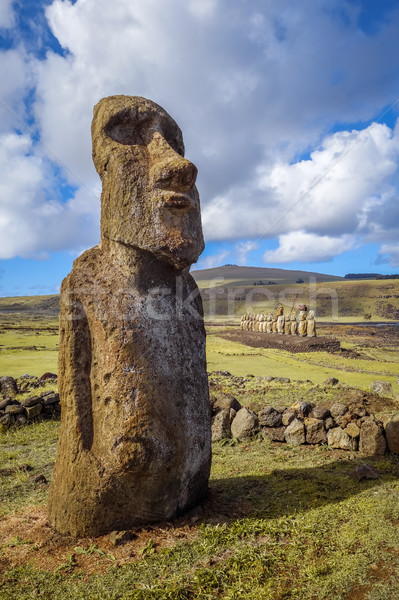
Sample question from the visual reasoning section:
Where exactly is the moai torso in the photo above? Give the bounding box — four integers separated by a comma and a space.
284, 316, 291, 335
290, 311, 298, 335
307, 310, 316, 337
298, 310, 308, 336
47, 96, 211, 537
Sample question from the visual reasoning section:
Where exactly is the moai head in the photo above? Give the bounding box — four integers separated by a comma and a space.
92, 95, 204, 271
307, 310, 315, 320
276, 305, 284, 317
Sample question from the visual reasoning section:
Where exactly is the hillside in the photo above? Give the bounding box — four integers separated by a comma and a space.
191, 265, 344, 288
0, 269, 398, 322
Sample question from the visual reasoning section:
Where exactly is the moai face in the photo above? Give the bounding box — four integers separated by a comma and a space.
92, 96, 204, 271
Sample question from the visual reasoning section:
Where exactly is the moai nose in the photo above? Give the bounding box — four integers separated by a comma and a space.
150, 134, 197, 193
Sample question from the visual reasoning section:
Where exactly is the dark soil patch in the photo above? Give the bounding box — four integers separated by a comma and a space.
217, 329, 341, 353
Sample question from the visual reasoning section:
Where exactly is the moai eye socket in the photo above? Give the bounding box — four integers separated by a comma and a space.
104, 109, 151, 145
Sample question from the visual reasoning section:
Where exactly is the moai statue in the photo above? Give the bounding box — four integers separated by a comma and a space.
47, 96, 211, 537
272, 306, 283, 334
298, 305, 308, 336
307, 310, 316, 337
290, 310, 298, 335
284, 314, 291, 335
266, 314, 273, 333
276, 308, 285, 335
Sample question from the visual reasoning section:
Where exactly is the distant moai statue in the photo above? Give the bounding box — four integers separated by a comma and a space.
307, 309, 316, 337
273, 306, 283, 334
284, 314, 291, 335
290, 310, 298, 335
266, 314, 273, 333
297, 305, 308, 336
47, 96, 211, 537
276, 306, 285, 335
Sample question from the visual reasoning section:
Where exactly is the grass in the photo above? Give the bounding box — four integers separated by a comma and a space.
2, 422, 399, 599
206, 333, 399, 395
1, 302, 399, 598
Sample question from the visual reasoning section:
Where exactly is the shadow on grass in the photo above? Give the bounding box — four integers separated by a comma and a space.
202, 455, 399, 525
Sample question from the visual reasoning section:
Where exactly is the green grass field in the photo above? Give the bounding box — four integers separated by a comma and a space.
1, 298, 399, 599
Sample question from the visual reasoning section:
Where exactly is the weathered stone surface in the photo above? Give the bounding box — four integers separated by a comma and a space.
370, 381, 393, 396
359, 421, 386, 456
284, 419, 305, 445
311, 406, 330, 420
5, 404, 24, 415
330, 403, 348, 418
385, 417, 399, 452
231, 408, 258, 440
42, 393, 59, 406
47, 96, 211, 538
211, 394, 241, 414
304, 418, 327, 444
0, 376, 18, 397
258, 406, 282, 427
324, 417, 336, 430
345, 422, 360, 438
282, 410, 296, 427
327, 427, 354, 450
262, 426, 286, 442
21, 396, 42, 408
211, 409, 231, 441
26, 404, 43, 420
0, 398, 11, 411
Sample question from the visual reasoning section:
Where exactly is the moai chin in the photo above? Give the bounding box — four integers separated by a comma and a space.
47, 96, 211, 537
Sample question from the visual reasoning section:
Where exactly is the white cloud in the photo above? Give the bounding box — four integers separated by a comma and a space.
0, 0, 14, 28
263, 232, 355, 264
195, 250, 231, 270
377, 244, 399, 269
0, 133, 100, 259
2, 0, 399, 261
236, 241, 259, 265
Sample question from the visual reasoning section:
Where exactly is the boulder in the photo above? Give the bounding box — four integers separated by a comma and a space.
284, 419, 305, 445
370, 381, 393, 396
258, 406, 282, 427
5, 404, 24, 415
262, 426, 286, 442
211, 409, 231, 441
231, 408, 258, 440
211, 394, 241, 415
304, 418, 327, 445
0, 376, 18, 397
384, 417, 399, 452
310, 406, 330, 420
21, 396, 42, 408
25, 404, 43, 420
282, 410, 295, 426
324, 417, 336, 430
359, 421, 386, 456
327, 427, 355, 450
330, 403, 348, 418
345, 423, 360, 438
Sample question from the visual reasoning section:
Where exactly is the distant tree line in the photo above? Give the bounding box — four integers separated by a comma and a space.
345, 273, 399, 280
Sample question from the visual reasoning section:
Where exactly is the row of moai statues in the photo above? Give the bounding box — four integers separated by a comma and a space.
240, 305, 316, 337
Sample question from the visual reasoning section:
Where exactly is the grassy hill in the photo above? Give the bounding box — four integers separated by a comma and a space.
191, 265, 344, 288
0, 267, 398, 322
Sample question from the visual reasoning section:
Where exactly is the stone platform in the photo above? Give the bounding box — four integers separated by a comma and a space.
219, 330, 341, 353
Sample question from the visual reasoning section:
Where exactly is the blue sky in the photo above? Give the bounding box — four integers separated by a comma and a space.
0, 0, 399, 296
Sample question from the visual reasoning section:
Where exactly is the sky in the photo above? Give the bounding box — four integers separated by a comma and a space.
0, 0, 399, 297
